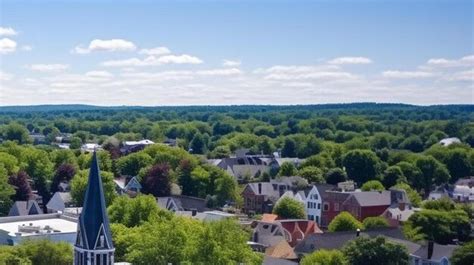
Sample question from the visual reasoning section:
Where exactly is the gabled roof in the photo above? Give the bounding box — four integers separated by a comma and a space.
314, 184, 336, 198
346, 191, 391, 207
9, 200, 43, 216
413, 243, 458, 261
75, 152, 113, 250
46, 192, 72, 212
157, 195, 207, 212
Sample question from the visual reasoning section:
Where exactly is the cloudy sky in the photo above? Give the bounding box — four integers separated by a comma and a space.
0, 0, 472, 106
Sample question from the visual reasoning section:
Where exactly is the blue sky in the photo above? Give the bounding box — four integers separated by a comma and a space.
0, 0, 472, 105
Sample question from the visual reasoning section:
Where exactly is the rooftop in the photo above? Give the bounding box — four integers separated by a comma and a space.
0, 214, 77, 237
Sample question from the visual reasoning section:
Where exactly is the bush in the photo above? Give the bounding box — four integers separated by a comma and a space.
328, 211, 363, 232
272, 197, 306, 219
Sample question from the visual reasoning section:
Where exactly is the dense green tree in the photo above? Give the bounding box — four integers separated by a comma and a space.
324, 167, 347, 185
363, 216, 389, 229
399, 136, 424, 152
299, 166, 325, 183
13, 239, 73, 265
451, 241, 474, 265
3, 123, 30, 144
396, 161, 423, 191
361, 180, 385, 192
116, 152, 153, 176
189, 132, 207, 154
0, 165, 15, 216
343, 149, 381, 185
301, 249, 348, 265
343, 236, 409, 265
108, 194, 172, 227
382, 166, 406, 188
444, 149, 471, 183
281, 138, 297, 157
279, 161, 297, 177
50, 163, 76, 193
415, 156, 451, 195
70, 169, 116, 206
0, 152, 19, 175
407, 209, 471, 244
328, 211, 363, 232
272, 197, 306, 219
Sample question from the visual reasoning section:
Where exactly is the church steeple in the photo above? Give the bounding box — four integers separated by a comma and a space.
74, 151, 114, 265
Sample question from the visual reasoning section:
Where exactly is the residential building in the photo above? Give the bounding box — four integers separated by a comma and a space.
320, 190, 352, 227
411, 241, 458, 265
429, 186, 450, 200
251, 219, 322, 248
120, 139, 154, 155
241, 182, 291, 214
8, 200, 43, 216
0, 213, 77, 245
80, 143, 101, 153
46, 192, 73, 213
29, 133, 47, 145
382, 189, 416, 227
113, 176, 142, 197
439, 137, 461, 147
341, 191, 391, 221
452, 177, 474, 202
74, 152, 114, 265
157, 195, 207, 213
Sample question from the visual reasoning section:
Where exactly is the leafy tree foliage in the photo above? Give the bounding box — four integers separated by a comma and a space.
415, 156, 451, 195
278, 161, 297, 176
141, 163, 171, 197
328, 211, 363, 232
108, 194, 172, 227
70, 169, 116, 206
343, 149, 382, 185
50, 163, 76, 193
299, 166, 325, 183
363, 216, 389, 229
451, 241, 474, 265
325, 167, 347, 185
272, 197, 306, 219
8, 171, 33, 201
2, 123, 30, 144
0, 165, 15, 215
301, 249, 348, 265
116, 152, 152, 176
0, 239, 72, 265
382, 166, 406, 188
361, 180, 385, 192
343, 236, 409, 265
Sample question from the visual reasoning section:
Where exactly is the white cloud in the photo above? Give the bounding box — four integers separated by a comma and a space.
139, 47, 171, 56
328, 57, 372, 65
85, 71, 114, 79
426, 54, 474, 68
157, 54, 203, 64
223, 59, 241, 67
257, 65, 357, 81
445, 69, 474, 82
27, 64, 69, 72
0, 71, 13, 81
21, 45, 32, 51
0, 38, 17, 54
73, 39, 136, 54
196, 68, 242, 76
102, 54, 203, 67
0, 27, 17, 36
382, 70, 434, 79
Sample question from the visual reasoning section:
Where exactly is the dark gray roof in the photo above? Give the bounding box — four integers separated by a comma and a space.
348, 191, 391, 207
8, 200, 43, 216
262, 256, 298, 265
157, 195, 207, 212
314, 184, 336, 198
413, 243, 458, 261
75, 152, 114, 250
294, 228, 408, 254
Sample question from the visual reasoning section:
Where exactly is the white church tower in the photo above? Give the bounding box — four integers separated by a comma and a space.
74, 152, 115, 265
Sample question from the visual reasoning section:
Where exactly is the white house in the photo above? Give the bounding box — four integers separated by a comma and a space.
275, 184, 330, 226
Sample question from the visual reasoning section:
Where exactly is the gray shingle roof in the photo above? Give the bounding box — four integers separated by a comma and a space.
413, 243, 458, 261
8, 200, 43, 216
348, 191, 391, 207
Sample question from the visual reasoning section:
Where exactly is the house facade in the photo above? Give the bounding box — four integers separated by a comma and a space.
341, 191, 391, 221
241, 182, 290, 214
320, 191, 352, 227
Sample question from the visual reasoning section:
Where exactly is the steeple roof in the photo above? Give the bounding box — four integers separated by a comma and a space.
75, 151, 113, 250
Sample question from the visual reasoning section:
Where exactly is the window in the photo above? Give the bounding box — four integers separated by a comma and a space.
323, 203, 329, 211
334, 203, 340, 211
316, 216, 319, 223
318, 203, 321, 209
307, 202, 310, 208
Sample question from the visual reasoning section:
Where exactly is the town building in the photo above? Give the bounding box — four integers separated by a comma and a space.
46, 192, 74, 213
120, 139, 154, 155
74, 152, 115, 265
341, 191, 392, 221
157, 195, 207, 213
0, 213, 77, 245
8, 200, 43, 216
241, 182, 292, 214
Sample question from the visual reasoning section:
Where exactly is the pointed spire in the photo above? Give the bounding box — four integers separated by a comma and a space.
75, 151, 113, 250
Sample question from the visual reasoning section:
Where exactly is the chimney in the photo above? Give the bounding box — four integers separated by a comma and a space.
258, 183, 262, 194
356, 228, 360, 237
428, 241, 434, 259
253, 231, 259, 242
191, 209, 197, 216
